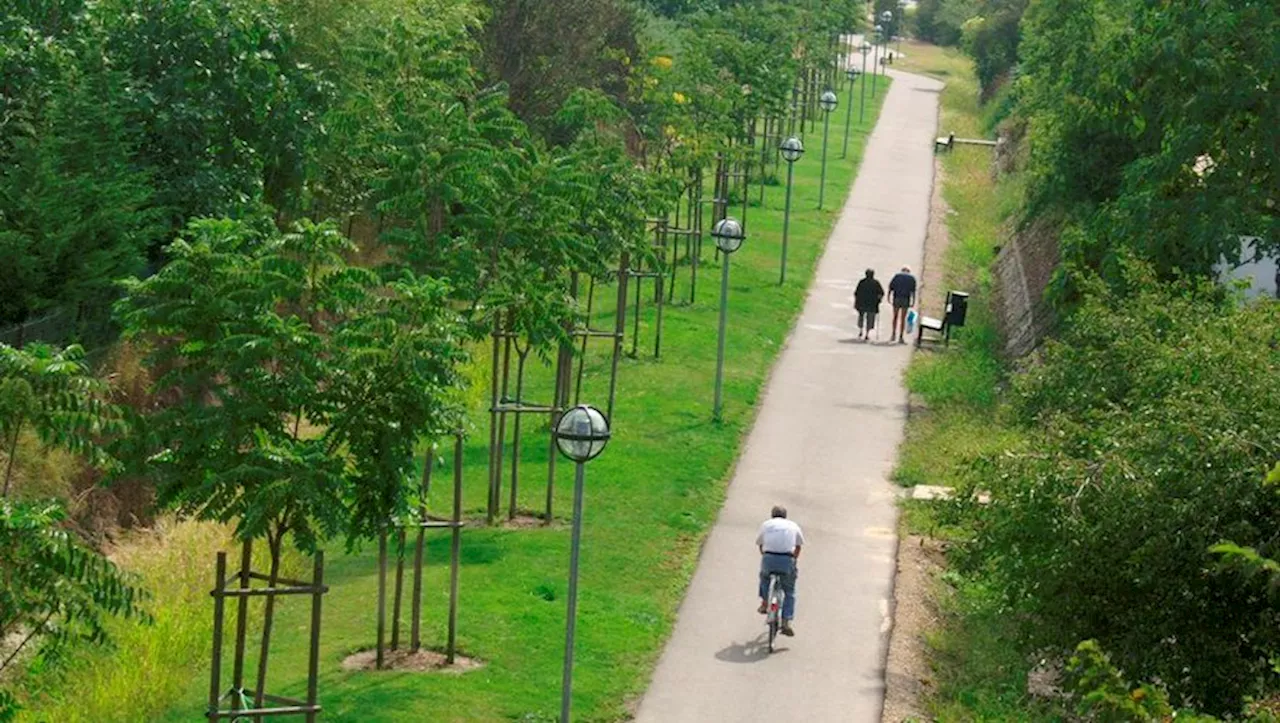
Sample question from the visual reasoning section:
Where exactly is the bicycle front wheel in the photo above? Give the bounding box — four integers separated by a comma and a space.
766, 577, 779, 653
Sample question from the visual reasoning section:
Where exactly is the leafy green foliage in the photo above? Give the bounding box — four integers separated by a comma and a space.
283, 0, 490, 221
948, 267, 1280, 712
907, 0, 1026, 93
0, 342, 140, 720
0, 3, 161, 325
912, 0, 964, 46
1017, 0, 1279, 292
480, 0, 639, 141
961, 0, 1026, 96
0, 500, 148, 720
116, 218, 467, 550
0, 0, 323, 326
1067, 641, 1216, 723
0, 344, 120, 496
94, 0, 324, 223
1068, 640, 1280, 723
629, 0, 859, 177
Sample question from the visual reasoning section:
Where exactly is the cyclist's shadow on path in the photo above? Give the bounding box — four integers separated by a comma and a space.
714, 635, 789, 663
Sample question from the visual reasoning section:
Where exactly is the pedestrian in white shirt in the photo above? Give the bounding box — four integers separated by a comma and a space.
755, 505, 804, 635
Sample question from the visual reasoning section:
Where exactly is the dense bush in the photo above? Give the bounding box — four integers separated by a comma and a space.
0, 4, 160, 325
963, 0, 1026, 97
481, 0, 639, 140
1017, 0, 1279, 293
908, 0, 1027, 93
1067, 640, 1278, 723
0, 0, 321, 326
911, 0, 963, 46
950, 269, 1280, 712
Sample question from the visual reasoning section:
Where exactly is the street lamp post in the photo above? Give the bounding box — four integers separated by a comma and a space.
554, 405, 612, 723
817, 90, 837, 210
871, 25, 883, 97
836, 38, 845, 93
898, 3, 905, 54
880, 12, 894, 75
779, 137, 804, 284
842, 67, 860, 159
859, 42, 871, 118
711, 218, 745, 421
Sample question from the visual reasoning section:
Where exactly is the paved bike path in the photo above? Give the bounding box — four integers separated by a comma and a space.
634, 69, 943, 722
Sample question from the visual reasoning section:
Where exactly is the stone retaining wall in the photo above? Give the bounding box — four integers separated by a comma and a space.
992, 216, 1059, 358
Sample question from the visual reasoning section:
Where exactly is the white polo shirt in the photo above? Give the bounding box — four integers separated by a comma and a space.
756, 518, 805, 554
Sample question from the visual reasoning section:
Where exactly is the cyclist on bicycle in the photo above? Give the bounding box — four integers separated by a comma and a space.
756, 505, 804, 636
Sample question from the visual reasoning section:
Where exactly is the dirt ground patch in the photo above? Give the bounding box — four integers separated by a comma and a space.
882, 534, 945, 722
882, 155, 952, 722
502, 513, 556, 529
917, 157, 951, 319
341, 647, 484, 674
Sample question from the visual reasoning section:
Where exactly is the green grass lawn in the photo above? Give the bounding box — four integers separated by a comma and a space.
21, 76, 891, 723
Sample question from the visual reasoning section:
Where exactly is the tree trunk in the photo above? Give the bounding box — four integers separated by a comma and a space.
252, 531, 284, 720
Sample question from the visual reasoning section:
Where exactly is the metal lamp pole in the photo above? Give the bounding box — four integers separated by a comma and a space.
817, 91, 837, 210
836, 39, 845, 93
872, 25, 883, 97
880, 12, 894, 75
841, 68, 859, 158
711, 218, 746, 421
779, 137, 804, 284
897, 3, 905, 54
554, 405, 611, 723
859, 43, 871, 123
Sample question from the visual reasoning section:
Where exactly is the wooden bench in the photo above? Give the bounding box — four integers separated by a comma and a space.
916, 290, 969, 347
934, 132, 955, 154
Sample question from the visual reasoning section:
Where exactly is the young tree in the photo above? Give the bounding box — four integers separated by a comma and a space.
0, 343, 142, 721
117, 217, 467, 554
116, 216, 468, 703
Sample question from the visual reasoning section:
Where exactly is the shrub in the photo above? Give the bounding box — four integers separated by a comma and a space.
951, 268, 1280, 712
1068, 640, 1280, 723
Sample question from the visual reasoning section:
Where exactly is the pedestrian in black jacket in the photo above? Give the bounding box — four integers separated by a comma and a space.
853, 269, 884, 340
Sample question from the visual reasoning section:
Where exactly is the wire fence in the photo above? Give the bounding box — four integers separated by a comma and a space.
1, 264, 157, 359
0, 308, 76, 348
0, 297, 122, 364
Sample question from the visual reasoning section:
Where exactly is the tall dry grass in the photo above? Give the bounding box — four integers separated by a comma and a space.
16, 519, 272, 722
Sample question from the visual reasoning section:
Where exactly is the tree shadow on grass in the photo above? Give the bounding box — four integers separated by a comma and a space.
423, 533, 504, 565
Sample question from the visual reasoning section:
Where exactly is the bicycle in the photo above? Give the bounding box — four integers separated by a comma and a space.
764, 570, 786, 653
